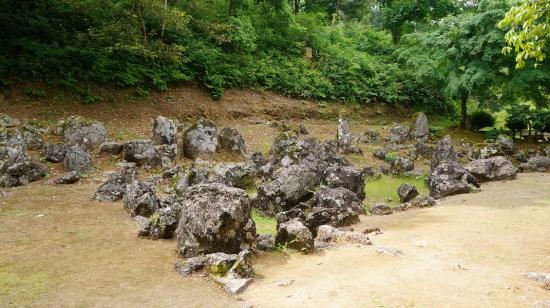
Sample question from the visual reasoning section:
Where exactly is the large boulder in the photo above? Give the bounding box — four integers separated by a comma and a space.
305, 187, 364, 234
431, 135, 458, 171
496, 135, 514, 155
60, 115, 107, 148
0, 147, 47, 187
337, 118, 352, 153
176, 183, 256, 257
182, 120, 218, 159
397, 183, 419, 203
518, 156, 550, 172
387, 125, 409, 144
322, 165, 367, 200
152, 116, 176, 145
218, 127, 246, 157
428, 161, 479, 199
21, 125, 44, 150
254, 163, 319, 215
0, 129, 26, 151
122, 140, 165, 168
63, 144, 92, 174
123, 180, 160, 217
44, 143, 68, 163
94, 162, 137, 202
275, 219, 314, 253
412, 113, 429, 142
465, 156, 517, 182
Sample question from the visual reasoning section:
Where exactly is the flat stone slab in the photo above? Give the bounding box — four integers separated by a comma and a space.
215, 277, 253, 295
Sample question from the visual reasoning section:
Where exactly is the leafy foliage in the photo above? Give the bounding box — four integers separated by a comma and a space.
470, 111, 495, 131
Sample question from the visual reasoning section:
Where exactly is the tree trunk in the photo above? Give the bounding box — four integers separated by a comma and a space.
391, 28, 399, 45
293, 0, 300, 14
460, 94, 468, 130
161, 0, 167, 38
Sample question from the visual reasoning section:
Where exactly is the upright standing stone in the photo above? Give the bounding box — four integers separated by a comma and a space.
152, 116, 176, 145
412, 113, 429, 142
182, 120, 218, 159
337, 118, 351, 154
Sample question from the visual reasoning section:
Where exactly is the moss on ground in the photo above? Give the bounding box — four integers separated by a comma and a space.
252, 209, 276, 236
364, 175, 429, 209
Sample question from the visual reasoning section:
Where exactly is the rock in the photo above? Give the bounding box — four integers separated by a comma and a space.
523, 272, 550, 283
275, 208, 306, 229
314, 225, 371, 249
174, 256, 207, 277
205, 252, 238, 276
306, 187, 363, 234
412, 113, 429, 142
390, 157, 414, 174
0, 147, 47, 187
123, 180, 160, 217
543, 146, 550, 157
431, 135, 458, 171
215, 278, 252, 295
61, 115, 107, 148
256, 234, 275, 251
0, 114, 20, 128
218, 127, 246, 157
369, 203, 393, 215
94, 162, 137, 202
322, 165, 367, 200
139, 201, 182, 239
63, 144, 92, 174
298, 123, 309, 135
397, 184, 419, 203
415, 141, 433, 157
428, 161, 479, 199
122, 140, 162, 168
98, 142, 124, 155
275, 219, 314, 253
152, 116, 176, 145
182, 120, 218, 159
21, 125, 43, 150
55, 171, 81, 184
211, 162, 254, 188
337, 118, 352, 153
176, 183, 256, 257
226, 250, 254, 279
254, 163, 318, 215
465, 156, 517, 182
398, 195, 436, 211
387, 125, 409, 144
44, 143, 67, 163
518, 156, 550, 172
0, 129, 26, 151
373, 147, 387, 161
513, 150, 529, 163
496, 135, 514, 155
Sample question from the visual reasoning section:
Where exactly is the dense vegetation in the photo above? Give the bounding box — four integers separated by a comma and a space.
0, 0, 549, 131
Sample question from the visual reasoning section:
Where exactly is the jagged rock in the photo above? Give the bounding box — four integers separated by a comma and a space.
275, 219, 314, 253
0, 147, 47, 187
369, 203, 393, 215
122, 140, 163, 168
205, 253, 238, 276
431, 135, 458, 170
0, 114, 20, 128
465, 156, 517, 182
322, 165, 367, 200
0, 129, 26, 151
211, 162, 254, 188
55, 171, 81, 184
305, 187, 363, 234
152, 116, 176, 145
226, 250, 254, 279
398, 195, 436, 211
373, 147, 387, 161
275, 208, 306, 229
256, 234, 275, 251
496, 135, 514, 155
513, 150, 529, 163
98, 141, 124, 155
337, 118, 352, 153
63, 144, 92, 174
123, 180, 160, 217
44, 143, 67, 163
314, 225, 371, 249
412, 113, 429, 142
397, 183, 419, 203
254, 163, 318, 215
139, 199, 182, 239
174, 256, 207, 277
390, 157, 414, 174
94, 162, 137, 202
353, 129, 379, 144
21, 125, 43, 150
60, 115, 107, 148
176, 183, 256, 257
428, 161, 479, 199
518, 156, 550, 172
387, 125, 409, 144
182, 120, 218, 159
218, 127, 246, 156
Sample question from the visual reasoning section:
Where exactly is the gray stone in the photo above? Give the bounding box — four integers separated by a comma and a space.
176, 183, 256, 257
390, 157, 414, 174
256, 234, 275, 251
174, 256, 207, 277
397, 184, 419, 203
226, 250, 254, 279
373, 147, 387, 161
211, 162, 254, 188
369, 203, 393, 215
275, 219, 314, 253
205, 252, 238, 276
412, 113, 429, 142
55, 171, 81, 184
139, 199, 182, 239
399, 195, 436, 211
431, 135, 458, 171
123, 180, 160, 217
61, 115, 107, 148
322, 165, 367, 200
428, 161, 479, 199
94, 162, 137, 202
465, 156, 517, 182
122, 139, 163, 168
215, 278, 253, 295
182, 120, 218, 159
0, 129, 26, 151
314, 225, 371, 249
0, 147, 47, 187
44, 143, 67, 163
152, 116, 176, 145
306, 187, 363, 234
337, 118, 352, 153
0, 114, 20, 128
98, 141, 124, 155
275, 209, 306, 229
496, 135, 514, 155
518, 156, 550, 172
21, 125, 43, 150
63, 144, 92, 174
218, 127, 246, 156
388, 125, 409, 144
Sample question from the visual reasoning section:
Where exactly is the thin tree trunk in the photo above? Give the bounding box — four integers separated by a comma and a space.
460, 94, 468, 130
161, 0, 167, 38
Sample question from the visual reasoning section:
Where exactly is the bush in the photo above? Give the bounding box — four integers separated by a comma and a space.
470, 111, 495, 132
532, 110, 550, 133
505, 105, 531, 138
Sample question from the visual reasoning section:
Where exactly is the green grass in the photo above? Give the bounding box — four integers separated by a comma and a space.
252, 209, 277, 236
364, 174, 428, 209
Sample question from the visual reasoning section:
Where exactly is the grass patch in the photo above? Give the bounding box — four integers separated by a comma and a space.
252, 209, 276, 236
0, 265, 49, 306
364, 174, 428, 209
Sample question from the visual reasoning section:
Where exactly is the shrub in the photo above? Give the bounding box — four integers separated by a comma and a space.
470, 111, 495, 132
532, 110, 550, 133
505, 105, 531, 138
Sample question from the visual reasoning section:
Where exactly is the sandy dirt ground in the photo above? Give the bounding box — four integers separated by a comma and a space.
243, 173, 550, 308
